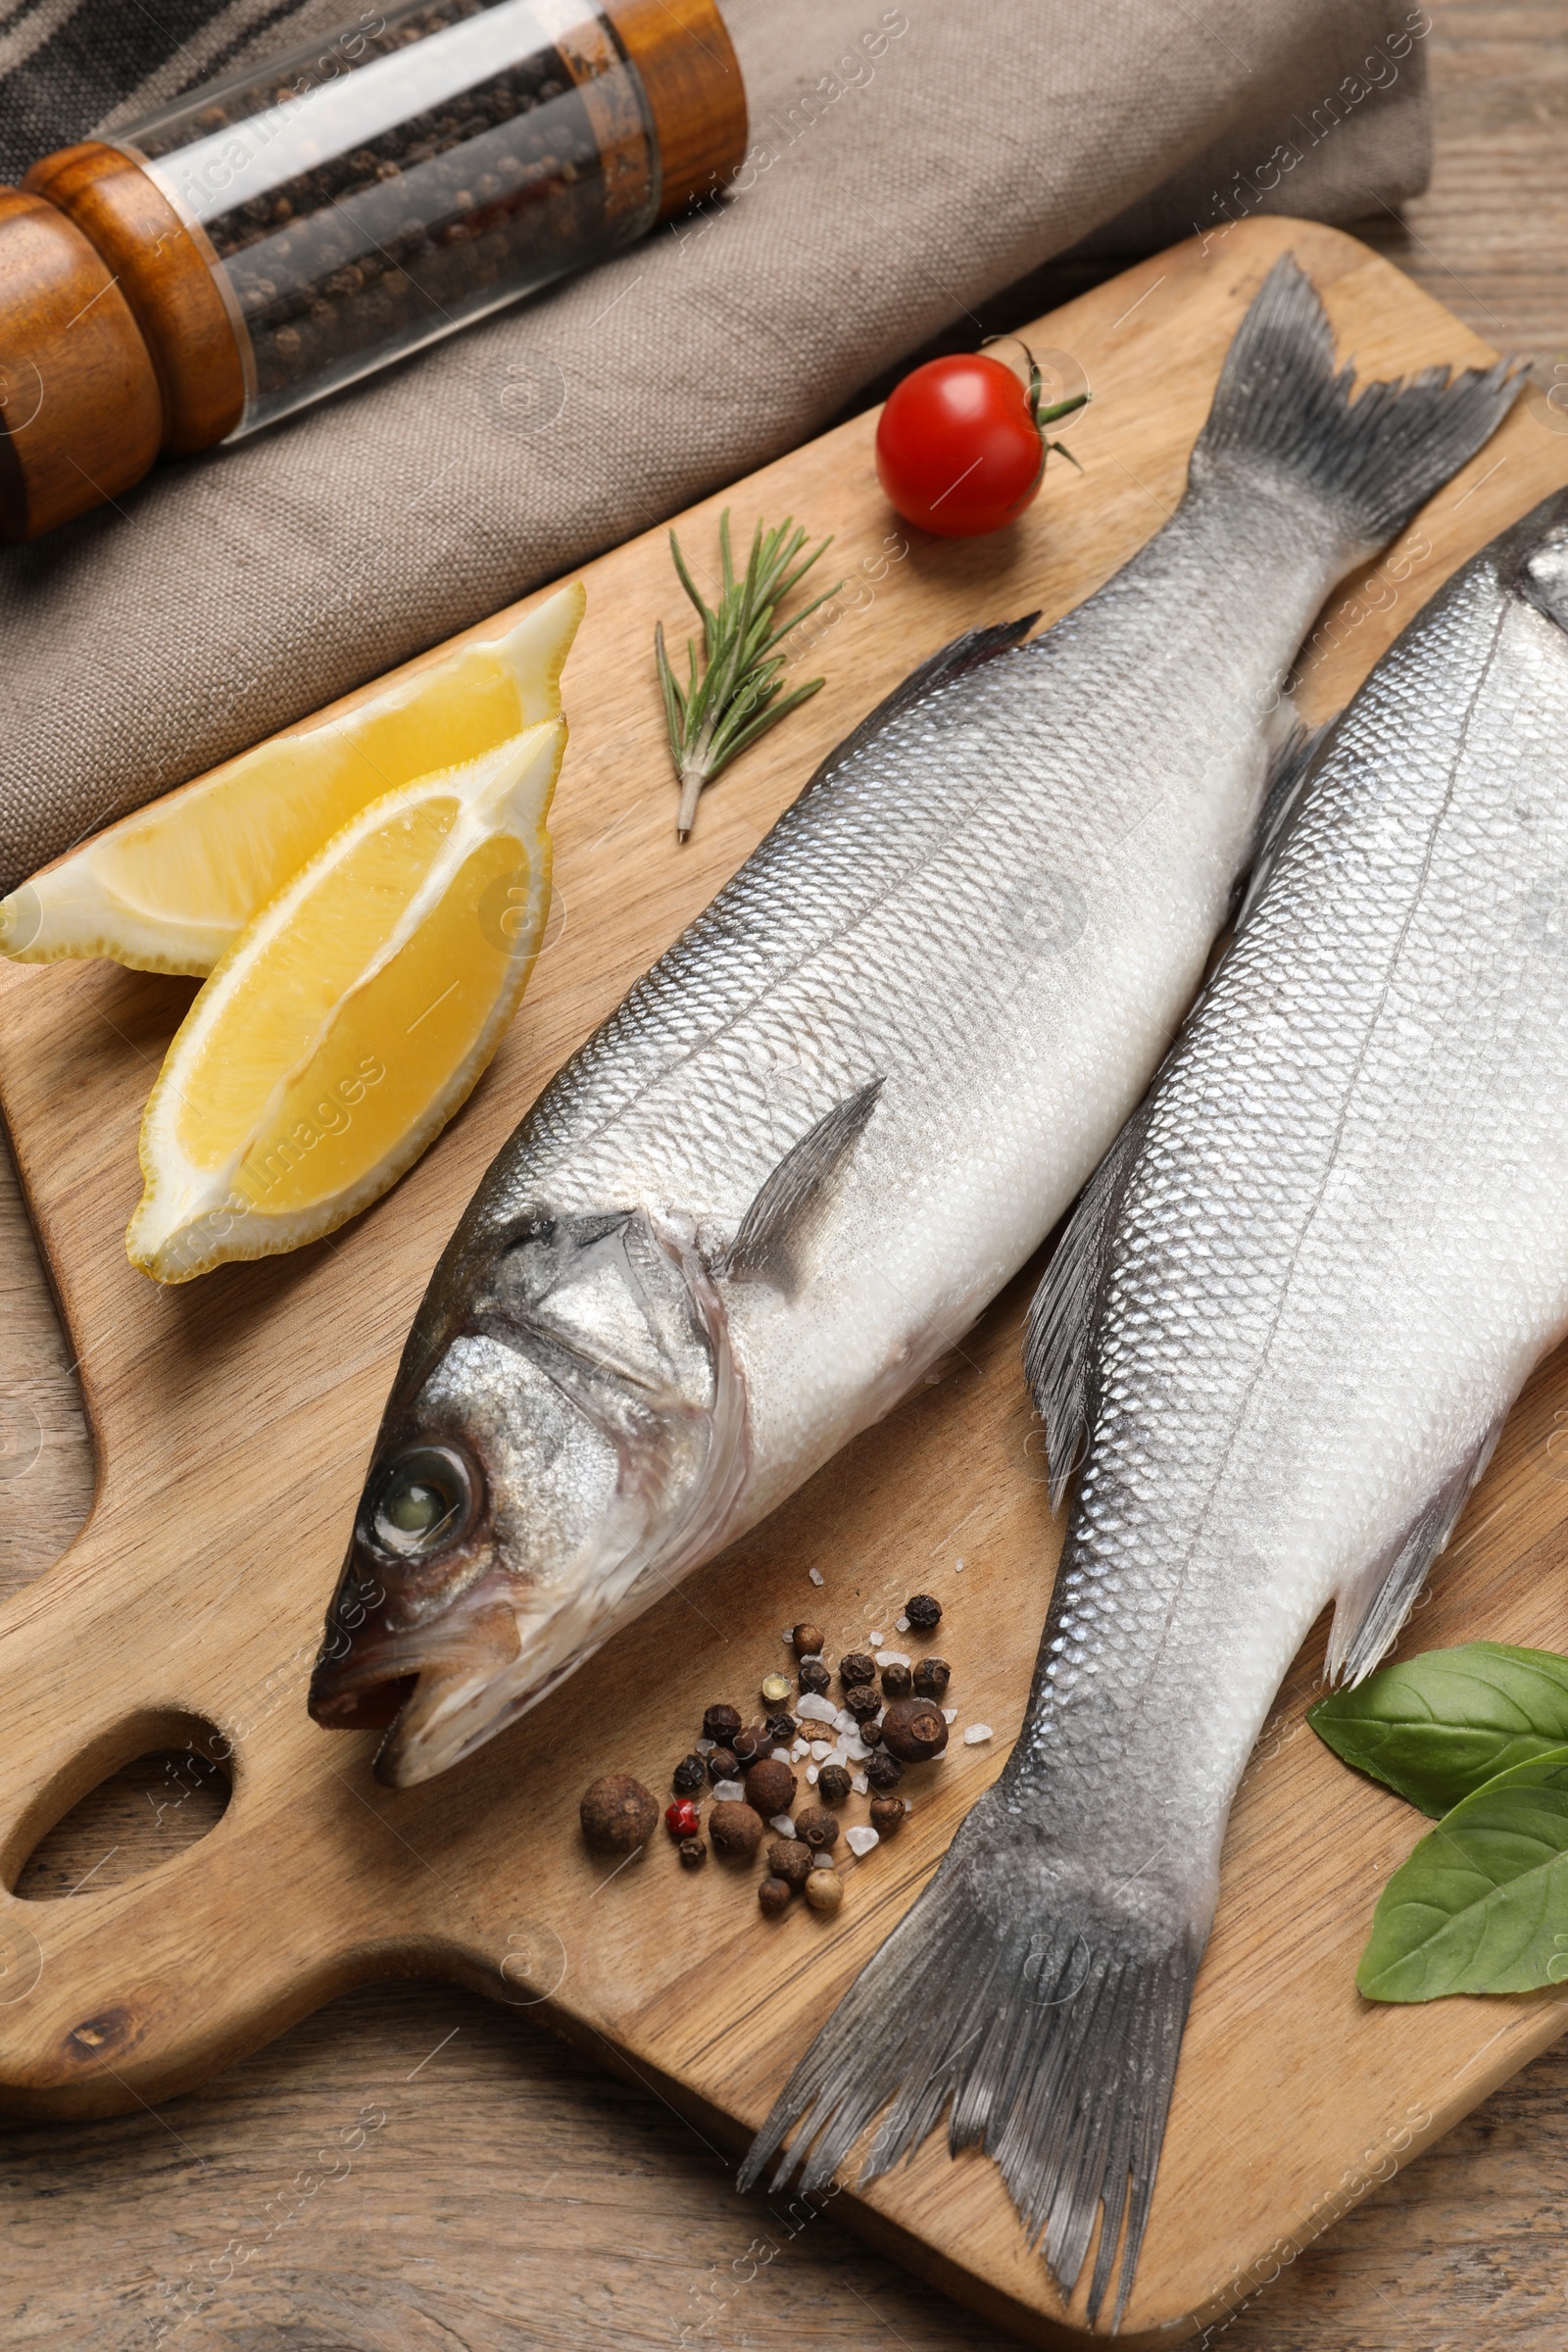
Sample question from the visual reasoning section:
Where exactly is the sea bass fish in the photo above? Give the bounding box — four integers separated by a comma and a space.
742, 490, 1568, 2328
309, 258, 1514, 1788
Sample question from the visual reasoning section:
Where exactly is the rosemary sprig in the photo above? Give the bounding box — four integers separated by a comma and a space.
655, 510, 842, 841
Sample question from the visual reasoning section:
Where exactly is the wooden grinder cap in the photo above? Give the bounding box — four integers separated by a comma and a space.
0, 186, 163, 544
610, 0, 748, 219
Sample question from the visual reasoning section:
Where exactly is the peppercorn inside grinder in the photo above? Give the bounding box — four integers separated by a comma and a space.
0, 0, 745, 542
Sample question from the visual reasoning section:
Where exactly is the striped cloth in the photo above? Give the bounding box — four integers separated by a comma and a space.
0, 0, 1433, 888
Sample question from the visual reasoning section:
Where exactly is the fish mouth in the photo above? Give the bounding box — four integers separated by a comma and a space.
309, 1547, 651, 1789
308, 1565, 529, 1785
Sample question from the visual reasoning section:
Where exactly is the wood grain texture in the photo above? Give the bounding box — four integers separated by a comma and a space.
0, 186, 163, 542
21, 143, 248, 456
610, 0, 749, 219
1, 17, 1567, 2341
2, 213, 1566, 2345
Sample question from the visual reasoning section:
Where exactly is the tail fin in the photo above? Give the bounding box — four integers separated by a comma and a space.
739, 1821, 1204, 2331
1189, 253, 1520, 549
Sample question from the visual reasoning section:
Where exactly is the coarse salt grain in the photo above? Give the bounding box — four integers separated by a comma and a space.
852, 1771, 868, 1795
771, 1745, 791, 1761
797, 1692, 837, 1724
808, 1567, 824, 1586
962, 1724, 994, 1745
833, 1708, 856, 1736
846, 1825, 880, 1857
882, 1650, 909, 1669
942, 1707, 957, 1723
809, 1739, 833, 1761
810, 1851, 835, 1870
955, 1557, 965, 1572
843, 1735, 869, 1763
770, 1814, 796, 1838
791, 1740, 808, 1761
806, 1764, 819, 1785
713, 1778, 745, 1800
868, 1632, 883, 1646
896, 1615, 910, 1632
696, 1737, 714, 1753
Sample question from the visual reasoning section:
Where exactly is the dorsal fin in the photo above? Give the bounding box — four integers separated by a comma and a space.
1023, 1105, 1152, 1508
722, 1078, 884, 1296
804, 615, 1039, 799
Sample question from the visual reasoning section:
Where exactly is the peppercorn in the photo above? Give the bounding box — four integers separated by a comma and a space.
732, 1724, 769, 1766
798, 1658, 831, 1696
664, 1796, 702, 1838
579, 1773, 658, 1852
764, 1710, 797, 1744
767, 1838, 812, 1887
709, 1799, 765, 1859
911, 1657, 952, 1698
796, 1803, 840, 1851
869, 1794, 906, 1837
707, 1746, 739, 1786
671, 1753, 707, 1794
816, 1763, 853, 1806
881, 1696, 949, 1762
760, 1672, 793, 1705
792, 1622, 825, 1655
703, 1702, 743, 1744
880, 1660, 912, 1701
860, 1714, 883, 1747
906, 1593, 943, 1630
758, 1875, 794, 1918
678, 1836, 707, 1869
744, 1757, 798, 1817
844, 1683, 881, 1723
839, 1651, 876, 1689
805, 1866, 844, 1915
865, 1751, 905, 1791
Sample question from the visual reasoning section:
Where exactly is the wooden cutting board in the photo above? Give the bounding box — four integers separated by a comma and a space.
3, 216, 1568, 2349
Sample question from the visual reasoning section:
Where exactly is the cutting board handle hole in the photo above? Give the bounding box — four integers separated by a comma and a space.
7, 1711, 231, 1901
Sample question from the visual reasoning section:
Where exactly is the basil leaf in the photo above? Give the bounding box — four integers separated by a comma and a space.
1309, 1642, 1568, 1816
1358, 1748, 1568, 2000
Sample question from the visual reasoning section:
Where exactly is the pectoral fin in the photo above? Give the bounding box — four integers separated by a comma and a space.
1329, 1418, 1504, 1685
722, 1078, 884, 1296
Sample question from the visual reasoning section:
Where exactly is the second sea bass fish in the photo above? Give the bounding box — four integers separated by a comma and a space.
309, 258, 1514, 1788
744, 493, 1568, 2328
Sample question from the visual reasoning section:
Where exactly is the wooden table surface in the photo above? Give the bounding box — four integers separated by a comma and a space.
3, 6, 1566, 2344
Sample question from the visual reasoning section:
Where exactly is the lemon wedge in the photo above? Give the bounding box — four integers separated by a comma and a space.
127, 718, 564, 1284
1, 582, 584, 976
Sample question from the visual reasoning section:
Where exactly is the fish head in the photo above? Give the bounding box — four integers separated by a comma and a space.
309, 1208, 742, 1786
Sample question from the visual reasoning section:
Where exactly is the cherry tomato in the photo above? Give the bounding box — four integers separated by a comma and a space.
875, 350, 1087, 539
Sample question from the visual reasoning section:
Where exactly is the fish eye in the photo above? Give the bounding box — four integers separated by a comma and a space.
368, 1446, 477, 1557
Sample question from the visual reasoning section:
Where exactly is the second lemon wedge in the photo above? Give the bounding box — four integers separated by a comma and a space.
2, 582, 583, 975
127, 718, 564, 1284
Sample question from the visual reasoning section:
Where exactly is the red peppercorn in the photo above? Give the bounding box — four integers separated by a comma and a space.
664, 1797, 701, 1838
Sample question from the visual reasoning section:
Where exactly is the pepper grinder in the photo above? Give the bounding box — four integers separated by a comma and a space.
0, 0, 745, 542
